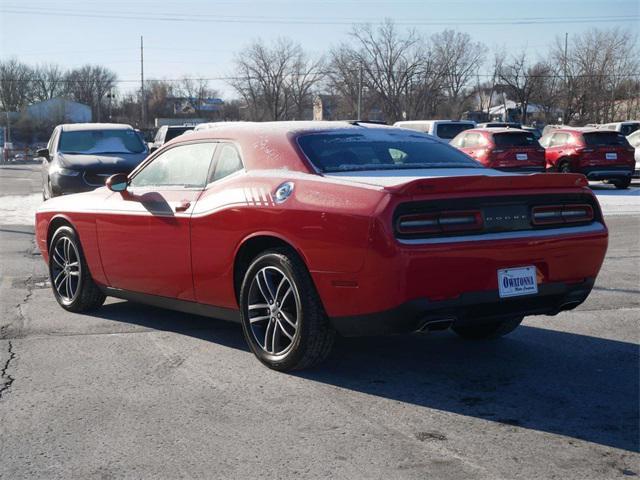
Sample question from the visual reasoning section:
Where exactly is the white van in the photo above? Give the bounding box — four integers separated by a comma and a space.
393, 120, 476, 143
600, 121, 640, 137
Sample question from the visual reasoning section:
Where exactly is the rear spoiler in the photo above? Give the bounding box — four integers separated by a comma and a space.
384, 173, 589, 196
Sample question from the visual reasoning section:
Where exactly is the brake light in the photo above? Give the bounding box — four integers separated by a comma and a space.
397, 210, 483, 235
531, 204, 594, 226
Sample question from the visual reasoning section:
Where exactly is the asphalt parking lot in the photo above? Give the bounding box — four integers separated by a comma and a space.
0, 164, 638, 479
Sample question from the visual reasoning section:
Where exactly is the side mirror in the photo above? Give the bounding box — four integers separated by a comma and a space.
36, 148, 50, 160
106, 173, 129, 192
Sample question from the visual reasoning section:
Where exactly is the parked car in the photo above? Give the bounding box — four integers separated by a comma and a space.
541, 124, 565, 136
626, 130, 640, 178
39, 123, 149, 200
521, 126, 542, 139
599, 121, 640, 137
476, 122, 522, 129
450, 128, 546, 172
150, 125, 196, 151
393, 120, 476, 143
539, 127, 635, 189
35, 122, 608, 371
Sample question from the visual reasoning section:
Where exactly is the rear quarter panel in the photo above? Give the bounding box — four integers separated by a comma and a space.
190, 171, 386, 309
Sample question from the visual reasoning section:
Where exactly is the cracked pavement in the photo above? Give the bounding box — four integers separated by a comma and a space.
0, 164, 638, 479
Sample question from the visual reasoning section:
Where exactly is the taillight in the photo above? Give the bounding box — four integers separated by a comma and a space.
397, 210, 483, 235
531, 204, 594, 226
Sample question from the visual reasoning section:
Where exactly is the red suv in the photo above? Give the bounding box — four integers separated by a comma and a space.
539, 128, 635, 189
451, 128, 545, 172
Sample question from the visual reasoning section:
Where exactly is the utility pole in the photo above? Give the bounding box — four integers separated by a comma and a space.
140, 35, 146, 128
563, 32, 568, 124
357, 64, 363, 120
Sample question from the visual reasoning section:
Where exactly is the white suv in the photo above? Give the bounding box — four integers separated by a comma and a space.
393, 120, 476, 143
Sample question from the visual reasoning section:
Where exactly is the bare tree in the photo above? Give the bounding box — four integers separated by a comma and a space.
177, 77, 218, 118
65, 65, 117, 121
32, 64, 67, 102
496, 51, 549, 124
230, 38, 322, 120
432, 30, 487, 117
551, 28, 639, 124
349, 21, 429, 122
0, 58, 33, 111
145, 80, 175, 120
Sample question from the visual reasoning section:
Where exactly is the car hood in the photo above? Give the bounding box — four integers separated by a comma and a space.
57, 151, 148, 172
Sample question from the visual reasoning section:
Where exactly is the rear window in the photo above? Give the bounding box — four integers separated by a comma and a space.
59, 129, 146, 154
620, 123, 640, 136
583, 132, 628, 146
493, 132, 539, 147
297, 130, 481, 173
165, 127, 194, 142
435, 123, 474, 139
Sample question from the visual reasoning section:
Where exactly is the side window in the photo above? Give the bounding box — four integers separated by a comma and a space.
539, 135, 551, 148
210, 143, 243, 182
464, 133, 481, 148
550, 133, 567, 147
131, 142, 216, 188
154, 127, 165, 143
450, 134, 464, 148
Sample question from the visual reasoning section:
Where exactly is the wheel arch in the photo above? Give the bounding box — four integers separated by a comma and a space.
233, 233, 310, 305
46, 214, 76, 252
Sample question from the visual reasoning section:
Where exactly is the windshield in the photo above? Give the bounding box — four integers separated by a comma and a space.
165, 127, 194, 142
297, 130, 482, 173
435, 123, 474, 139
59, 129, 146, 154
494, 132, 539, 147
583, 132, 629, 147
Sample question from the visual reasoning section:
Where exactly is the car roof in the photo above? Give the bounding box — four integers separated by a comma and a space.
551, 127, 606, 134
467, 127, 528, 134
395, 119, 474, 124
179, 121, 399, 142
59, 123, 134, 132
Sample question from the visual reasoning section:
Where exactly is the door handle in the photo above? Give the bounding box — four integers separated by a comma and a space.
175, 201, 191, 212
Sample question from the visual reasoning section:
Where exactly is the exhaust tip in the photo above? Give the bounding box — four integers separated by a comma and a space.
416, 318, 455, 333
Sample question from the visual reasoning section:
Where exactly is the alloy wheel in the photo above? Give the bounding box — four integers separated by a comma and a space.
247, 266, 300, 356
50, 236, 81, 304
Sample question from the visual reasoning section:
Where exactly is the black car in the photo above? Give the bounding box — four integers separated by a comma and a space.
39, 123, 149, 199
150, 125, 195, 152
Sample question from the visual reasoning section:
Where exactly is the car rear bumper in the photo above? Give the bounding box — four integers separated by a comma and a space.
578, 166, 633, 180
312, 221, 607, 319
330, 278, 594, 336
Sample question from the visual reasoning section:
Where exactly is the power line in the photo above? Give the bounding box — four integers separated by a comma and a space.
2, 72, 639, 84
2, 7, 638, 26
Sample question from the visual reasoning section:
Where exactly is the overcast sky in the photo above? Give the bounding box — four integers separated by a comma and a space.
1, 0, 638, 97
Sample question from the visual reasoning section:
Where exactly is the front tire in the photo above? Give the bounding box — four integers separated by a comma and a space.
239, 248, 335, 371
558, 161, 571, 173
49, 226, 105, 312
453, 316, 523, 340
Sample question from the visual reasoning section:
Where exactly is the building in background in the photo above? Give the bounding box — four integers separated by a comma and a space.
25, 98, 92, 124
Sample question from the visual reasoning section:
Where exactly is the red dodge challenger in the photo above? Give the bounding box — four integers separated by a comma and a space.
36, 121, 608, 371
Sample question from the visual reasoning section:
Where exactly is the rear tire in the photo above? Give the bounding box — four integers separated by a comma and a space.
239, 248, 335, 371
49, 226, 105, 312
453, 317, 523, 340
612, 177, 631, 189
